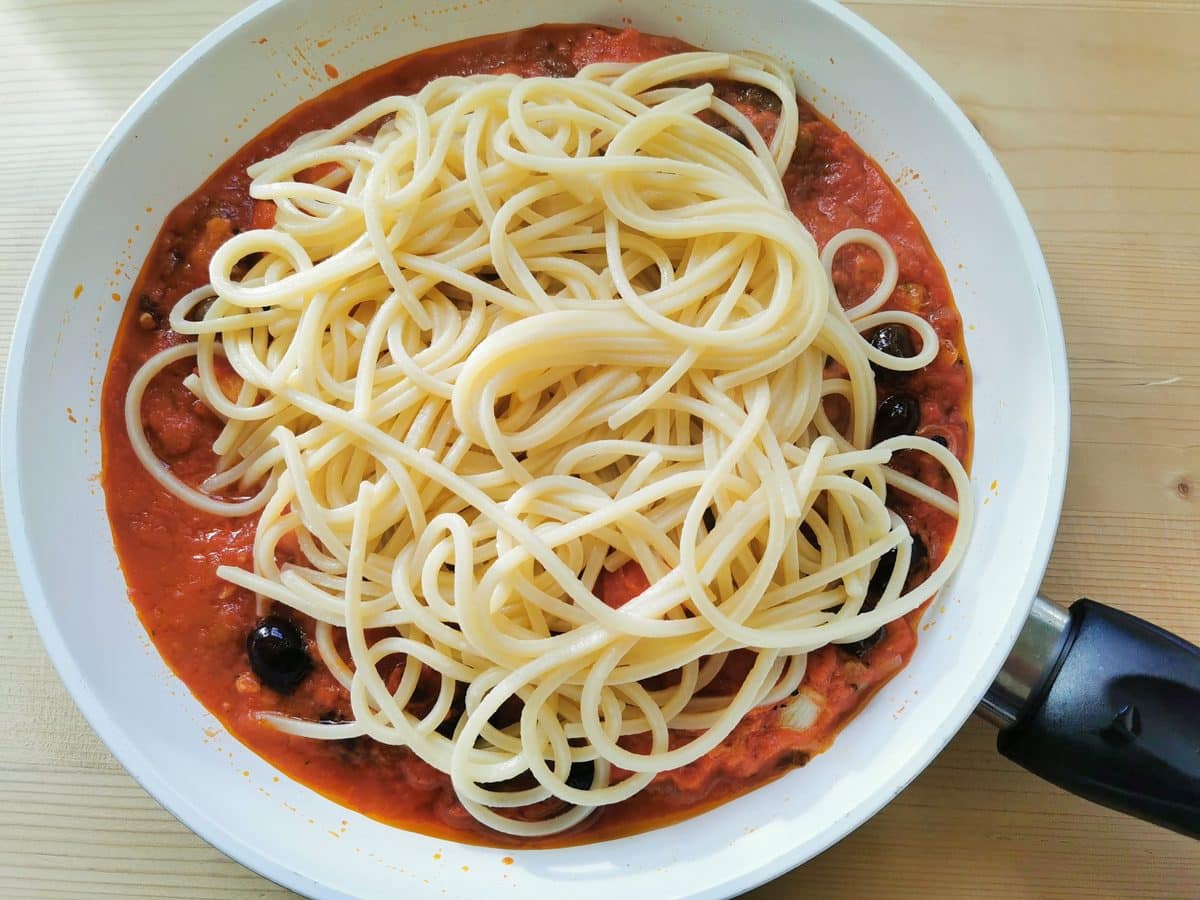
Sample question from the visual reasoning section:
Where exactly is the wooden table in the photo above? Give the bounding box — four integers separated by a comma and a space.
1, 1, 1197, 896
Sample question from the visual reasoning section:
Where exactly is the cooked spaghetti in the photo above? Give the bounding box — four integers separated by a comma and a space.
121, 48, 970, 836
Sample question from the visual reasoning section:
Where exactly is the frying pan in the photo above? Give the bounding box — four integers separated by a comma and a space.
2, 0, 1197, 896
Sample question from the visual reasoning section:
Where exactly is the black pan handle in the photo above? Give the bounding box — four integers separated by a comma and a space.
979, 597, 1200, 838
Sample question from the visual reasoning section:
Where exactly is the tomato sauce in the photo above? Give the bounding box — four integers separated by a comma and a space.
100, 24, 970, 848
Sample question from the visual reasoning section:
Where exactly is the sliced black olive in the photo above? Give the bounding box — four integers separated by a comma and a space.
565, 759, 596, 791
839, 626, 887, 659
837, 535, 926, 658
867, 324, 915, 360
834, 558, 890, 654
909, 534, 928, 577
866, 548, 898, 607
247, 615, 312, 693
865, 535, 926, 605
872, 394, 920, 444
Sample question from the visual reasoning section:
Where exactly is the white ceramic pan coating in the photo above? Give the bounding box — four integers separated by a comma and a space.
2, 1, 1072, 896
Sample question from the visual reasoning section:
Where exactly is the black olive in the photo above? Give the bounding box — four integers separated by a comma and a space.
867, 324, 916, 360
246, 615, 312, 693
565, 759, 596, 791
865, 535, 926, 605
909, 534, 928, 577
833, 554, 890, 654
839, 626, 887, 659
867, 325, 918, 384
837, 535, 925, 657
872, 394, 920, 444
865, 548, 898, 607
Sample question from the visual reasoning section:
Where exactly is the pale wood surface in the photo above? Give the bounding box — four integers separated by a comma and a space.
0, 0, 1197, 896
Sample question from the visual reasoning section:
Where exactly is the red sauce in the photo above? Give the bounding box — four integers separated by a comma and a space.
100, 24, 970, 848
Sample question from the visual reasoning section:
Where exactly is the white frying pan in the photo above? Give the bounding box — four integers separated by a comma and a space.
3, 1, 1196, 897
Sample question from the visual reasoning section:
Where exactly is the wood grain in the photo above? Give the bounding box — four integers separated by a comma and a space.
0, 0, 1197, 896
